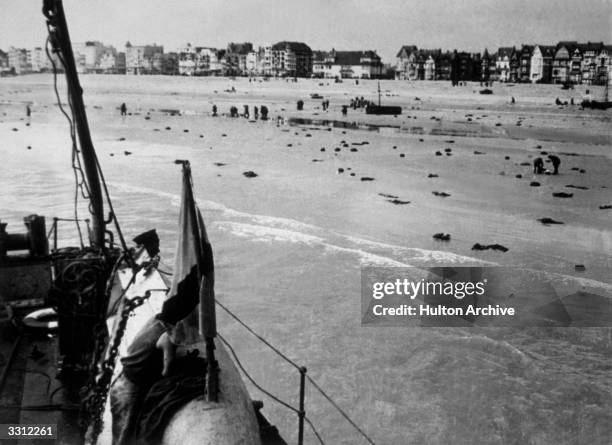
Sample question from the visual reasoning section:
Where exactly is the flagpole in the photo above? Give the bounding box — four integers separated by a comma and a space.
175, 159, 219, 402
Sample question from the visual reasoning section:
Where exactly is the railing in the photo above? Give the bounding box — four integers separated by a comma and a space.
216, 300, 376, 445
46, 217, 90, 251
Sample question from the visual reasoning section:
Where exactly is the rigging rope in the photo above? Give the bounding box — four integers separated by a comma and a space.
218, 333, 325, 445
217, 302, 377, 445
45, 35, 86, 248
216, 300, 302, 372
45, 26, 132, 259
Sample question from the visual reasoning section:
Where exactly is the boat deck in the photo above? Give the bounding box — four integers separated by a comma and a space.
0, 314, 82, 445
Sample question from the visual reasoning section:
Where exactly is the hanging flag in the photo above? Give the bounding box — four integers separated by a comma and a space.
158, 161, 215, 344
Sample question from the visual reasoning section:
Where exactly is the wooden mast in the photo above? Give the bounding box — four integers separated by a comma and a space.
43, 0, 105, 248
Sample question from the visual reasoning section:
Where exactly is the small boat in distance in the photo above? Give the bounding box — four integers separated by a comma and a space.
365, 82, 402, 115
581, 76, 612, 110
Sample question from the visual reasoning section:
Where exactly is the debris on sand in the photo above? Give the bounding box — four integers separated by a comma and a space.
320, 148, 326, 152
515, 174, 522, 178
428, 173, 439, 178
599, 204, 612, 210
399, 153, 405, 158
444, 148, 452, 152
552, 192, 573, 198
213, 162, 227, 167
337, 168, 344, 173
472, 243, 509, 252
124, 150, 132, 156
435, 151, 442, 156
11, 128, 18, 131
538, 217, 564, 225
505, 156, 510, 160
165, 126, 171, 130
361, 177, 375, 181
474, 151, 485, 155
183, 129, 189, 133
312, 159, 323, 162
378, 193, 398, 199
565, 185, 588, 190
388, 199, 410, 205
530, 181, 540, 187
445, 140, 455, 144
350, 148, 358, 152
432, 191, 451, 197
118, 137, 126, 141
243, 171, 258, 178
433, 233, 451, 241
575, 264, 586, 271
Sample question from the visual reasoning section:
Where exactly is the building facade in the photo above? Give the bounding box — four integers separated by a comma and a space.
8, 47, 30, 74
125, 42, 164, 75
530, 45, 555, 83
518, 45, 533, 82
225, 42, 253, 76
313, 49, 382, 79
268, 41, 312, 77
552, 42, 576, 83
395, 45, 418, 80
580, 42, 603, 85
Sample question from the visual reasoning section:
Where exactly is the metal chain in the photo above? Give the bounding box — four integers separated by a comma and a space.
81, 292, 151, 444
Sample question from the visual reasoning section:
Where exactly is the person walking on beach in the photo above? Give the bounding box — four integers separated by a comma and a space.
120, 103, 127, 116
548, 155, 561, 175
533, 157, 544, 174
26, 104, 31, 124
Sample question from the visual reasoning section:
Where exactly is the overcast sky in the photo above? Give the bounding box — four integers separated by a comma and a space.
1, 0, 610, 62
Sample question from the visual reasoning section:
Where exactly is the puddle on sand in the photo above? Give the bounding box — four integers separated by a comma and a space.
287, 117, 398, 132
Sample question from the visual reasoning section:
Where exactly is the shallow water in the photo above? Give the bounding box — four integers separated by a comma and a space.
1, 75, 611, 444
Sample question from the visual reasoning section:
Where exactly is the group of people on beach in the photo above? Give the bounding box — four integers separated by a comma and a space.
533, 155, 561, 175
350, 96, 372, 109
224, 104, 268, 120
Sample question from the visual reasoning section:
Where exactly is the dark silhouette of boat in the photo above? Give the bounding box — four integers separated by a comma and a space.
365, 82, 402, 115
581, 77, 611, 110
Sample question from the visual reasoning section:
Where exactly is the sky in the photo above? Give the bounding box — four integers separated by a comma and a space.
1, 0, 610, 63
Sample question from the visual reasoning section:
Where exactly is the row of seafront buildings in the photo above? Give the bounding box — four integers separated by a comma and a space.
1, 40, 610, 84
0, 41, 385, 79
395, 42, 612, 84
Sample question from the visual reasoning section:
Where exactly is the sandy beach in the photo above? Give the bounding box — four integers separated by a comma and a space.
1, 74, 611, 444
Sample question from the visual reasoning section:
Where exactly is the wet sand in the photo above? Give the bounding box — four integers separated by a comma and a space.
1, 74, 611, 444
